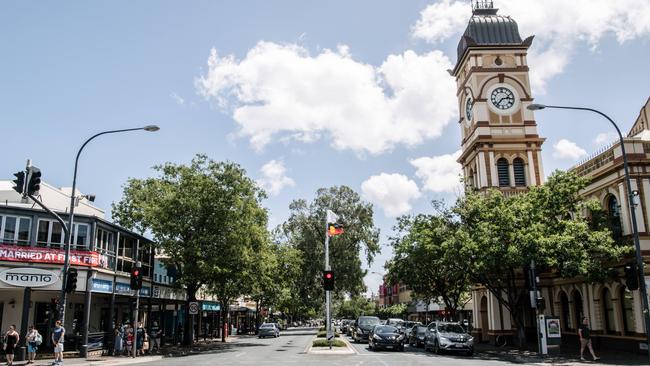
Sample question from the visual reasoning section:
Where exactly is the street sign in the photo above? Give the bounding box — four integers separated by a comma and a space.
189, 301, 199, 315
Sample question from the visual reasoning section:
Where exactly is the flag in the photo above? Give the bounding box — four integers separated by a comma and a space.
328, 223, 344, 237
326, 210, 344, 237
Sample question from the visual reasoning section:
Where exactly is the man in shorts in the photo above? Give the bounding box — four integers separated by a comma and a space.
52, 320, 66, 365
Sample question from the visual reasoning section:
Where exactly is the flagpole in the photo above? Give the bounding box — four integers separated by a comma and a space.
324, 214, 332, 349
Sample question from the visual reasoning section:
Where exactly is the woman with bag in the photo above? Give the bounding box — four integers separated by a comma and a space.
26, 325, 40, 364
3, 325, 19, 366
113, 325, 124, 356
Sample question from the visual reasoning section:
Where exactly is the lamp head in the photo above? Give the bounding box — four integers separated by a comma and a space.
527, 104, 547, 111
143, 125, 160, 132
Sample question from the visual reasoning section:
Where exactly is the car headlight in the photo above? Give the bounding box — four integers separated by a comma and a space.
439, 336, 451, 344
373, 334, 382, 340
397, 334, 405, 340
467, 336, 474, 344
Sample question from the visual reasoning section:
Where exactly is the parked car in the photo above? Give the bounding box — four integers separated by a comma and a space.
353, 316, 381, 343
408, 325, 427, 348
424, 321, 474, 355
258, 323, 280, 338
340, 319, 352, 334
402, 321, 422, 335
368, 325, 405, 351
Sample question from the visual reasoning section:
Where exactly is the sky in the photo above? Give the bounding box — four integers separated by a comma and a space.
2, 0, 650, 297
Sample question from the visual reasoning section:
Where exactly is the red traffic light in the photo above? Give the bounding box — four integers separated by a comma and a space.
133, 270, 139, 276
325, 273, 332, 279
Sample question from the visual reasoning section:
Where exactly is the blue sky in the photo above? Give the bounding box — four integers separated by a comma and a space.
2, 1, 649, 295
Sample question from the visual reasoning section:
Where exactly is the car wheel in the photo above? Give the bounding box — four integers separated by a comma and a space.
466, 349, 474, 356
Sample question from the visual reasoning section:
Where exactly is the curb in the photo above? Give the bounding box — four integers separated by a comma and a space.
306, 335, 355, 355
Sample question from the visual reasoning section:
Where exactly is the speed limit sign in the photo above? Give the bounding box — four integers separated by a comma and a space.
189, 302, 199, 315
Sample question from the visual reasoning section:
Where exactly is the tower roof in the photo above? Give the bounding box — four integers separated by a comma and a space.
452, 2, 532, 75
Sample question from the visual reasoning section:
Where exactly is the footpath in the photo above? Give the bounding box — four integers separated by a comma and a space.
475, 343, 650, 365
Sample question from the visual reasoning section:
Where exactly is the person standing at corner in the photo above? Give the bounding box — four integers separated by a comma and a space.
51, 320, 66, 366
579, 317, 600, 362
3, 325, 19, 366
26, 325, 41, 364
149, 321, 162, 354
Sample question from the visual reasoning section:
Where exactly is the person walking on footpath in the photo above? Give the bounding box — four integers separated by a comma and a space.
136, 322, 146, 356
113, 325, 123, 356
26, 325, 41, 364
51, 320, 66, 365
579, 317, 600, 361
149, 321, 162, 354
3, 325, 19, 366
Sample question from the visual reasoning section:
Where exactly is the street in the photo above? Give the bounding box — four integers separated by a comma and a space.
125, 328, 537, 366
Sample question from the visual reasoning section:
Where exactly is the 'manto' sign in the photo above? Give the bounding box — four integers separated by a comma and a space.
0, 267, 59, 287
0, 244, 108, 268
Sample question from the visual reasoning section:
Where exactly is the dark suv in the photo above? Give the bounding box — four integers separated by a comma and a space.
353, 316, 381, 343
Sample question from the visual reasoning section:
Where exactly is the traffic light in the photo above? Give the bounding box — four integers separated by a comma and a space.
536, 297, 546, 311
65, 268, 78, 293
624, 263, 639, 291
131, 267, 143, 290
12, 171, 26, 195
26, 166, 42, 196
323, 270, 334, 291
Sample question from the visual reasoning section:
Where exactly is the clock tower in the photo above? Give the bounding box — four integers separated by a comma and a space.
453, 1, 545, 194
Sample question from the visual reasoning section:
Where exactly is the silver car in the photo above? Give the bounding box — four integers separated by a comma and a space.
424, 321, 474, 355
258, 323, 280, 338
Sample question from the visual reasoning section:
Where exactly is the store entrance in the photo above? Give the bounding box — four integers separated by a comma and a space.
34, 302, 53, 348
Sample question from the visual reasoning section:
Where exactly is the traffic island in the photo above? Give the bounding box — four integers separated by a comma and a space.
307, 335, 356, 355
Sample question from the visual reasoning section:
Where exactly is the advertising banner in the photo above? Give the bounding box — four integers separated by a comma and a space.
0, 244, 108, 268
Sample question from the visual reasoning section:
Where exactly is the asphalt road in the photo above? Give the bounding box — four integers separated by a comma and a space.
129, 327, 547, 366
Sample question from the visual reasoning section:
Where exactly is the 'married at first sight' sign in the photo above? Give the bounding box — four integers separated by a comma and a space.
0, 267, 60, 287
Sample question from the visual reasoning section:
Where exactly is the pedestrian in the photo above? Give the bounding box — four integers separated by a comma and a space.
149, 321, 162, 354
3, 325, 19, 366
113, 325, 123, 356
125, 325, 134, 357
26, 325, 41, 364
136, 322, 146, 355
579, 317, 600, 361
51, 320, 65, 365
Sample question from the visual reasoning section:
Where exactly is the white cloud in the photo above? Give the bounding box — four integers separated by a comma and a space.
553, 139, 588, 160
594, 132, 618, 145
257, 160, 295, 196
196, 42, 456, 155
411, 0, 650, 92
410, 150, 462, 193
361, 173, 421, 217
170, 92, 185, 105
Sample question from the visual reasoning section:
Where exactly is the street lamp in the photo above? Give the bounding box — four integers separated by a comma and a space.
59, 125, 160, 326
528, 103, 650, 354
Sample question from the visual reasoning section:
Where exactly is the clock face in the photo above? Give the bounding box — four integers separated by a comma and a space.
490, 87, 515, 110
465, 97, 473, 121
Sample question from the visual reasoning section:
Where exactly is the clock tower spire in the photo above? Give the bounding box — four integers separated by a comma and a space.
452, 3, 544, 194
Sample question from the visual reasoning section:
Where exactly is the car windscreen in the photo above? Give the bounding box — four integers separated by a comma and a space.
375, 326, 398, 334
438, 324, 465, 333
416, 326, 427, 333
359, 318, 380, 326
260, 324, 274, 328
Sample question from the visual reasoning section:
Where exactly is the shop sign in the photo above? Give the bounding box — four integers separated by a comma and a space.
0, 267, 59, 287
115, 282, 132, 294
139, 286, 151, 297
153, 286, 160, 297
202, 302, 220, 311
0, 244, 108, 268
91, 278, 113, 293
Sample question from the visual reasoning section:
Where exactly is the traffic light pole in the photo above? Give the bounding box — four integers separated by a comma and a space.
324, 220, 332, 349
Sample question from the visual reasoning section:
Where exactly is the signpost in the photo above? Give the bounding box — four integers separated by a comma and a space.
189, 302, 199, 315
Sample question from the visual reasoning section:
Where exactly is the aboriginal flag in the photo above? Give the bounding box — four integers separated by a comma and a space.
328, 223, 344, 237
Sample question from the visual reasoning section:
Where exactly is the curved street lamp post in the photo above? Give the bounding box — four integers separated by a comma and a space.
528, 103, 650, 355
58, 125, 159, 327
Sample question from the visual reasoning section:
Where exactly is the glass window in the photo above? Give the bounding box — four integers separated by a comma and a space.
602, 288, 616, 334
18, 218, 31, 243
3, 216, 16, 241
497, 158, 510, 187
51, 221, 63, 246
37, 220, 49, 244
513, 158, 526, 187
74, 223, 89, 248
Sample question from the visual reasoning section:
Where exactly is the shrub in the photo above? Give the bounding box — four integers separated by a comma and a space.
316, 330, 340, 338
312, 339, 346, 347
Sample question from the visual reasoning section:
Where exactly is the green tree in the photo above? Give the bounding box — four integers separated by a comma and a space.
387, 202, 472, 320
278, 186, 381, 318
112, 154, 268, 344
377, 303, 408, 319
335, 296, 377, 319
455, 170, 629, 348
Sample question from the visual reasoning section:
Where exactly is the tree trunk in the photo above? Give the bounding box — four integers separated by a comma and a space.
184, 284, 198, 346
220, 299, 229, 342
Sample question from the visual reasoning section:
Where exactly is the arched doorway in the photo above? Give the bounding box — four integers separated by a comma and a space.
572, 290, 584, 330
620, 286, 635, 335
480, 296, 489, 342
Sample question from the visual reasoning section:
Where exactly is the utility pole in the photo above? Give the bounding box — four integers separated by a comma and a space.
324, 219, 332, 350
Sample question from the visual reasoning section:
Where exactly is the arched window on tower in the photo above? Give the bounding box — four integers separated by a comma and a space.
497, 158, 510, 187
468, 169, 476, 189
513, 158, 526, 187
606, 195, 623, 241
